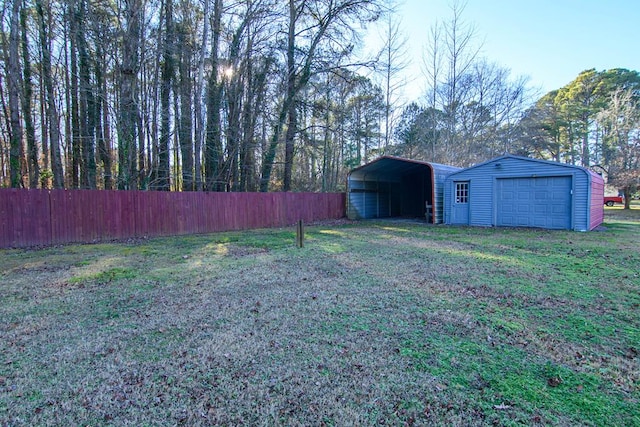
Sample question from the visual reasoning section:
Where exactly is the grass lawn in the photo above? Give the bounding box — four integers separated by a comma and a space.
1, 207, 639, 426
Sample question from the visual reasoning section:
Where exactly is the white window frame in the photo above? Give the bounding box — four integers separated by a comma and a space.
455, 182, 469, 204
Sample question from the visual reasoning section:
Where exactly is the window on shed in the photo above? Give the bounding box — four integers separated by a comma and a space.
455, 182, 469, 203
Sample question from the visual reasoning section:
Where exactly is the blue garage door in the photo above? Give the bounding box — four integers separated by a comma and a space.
497, 176, 572, 229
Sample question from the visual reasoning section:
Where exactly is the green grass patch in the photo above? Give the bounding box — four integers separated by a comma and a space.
69, 266, 139, 285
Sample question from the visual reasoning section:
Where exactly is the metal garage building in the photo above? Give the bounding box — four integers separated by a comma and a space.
443, 155, 605, 231
347, 156, 461, 223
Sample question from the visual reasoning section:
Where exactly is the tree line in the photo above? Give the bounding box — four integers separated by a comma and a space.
515, 68, 640, 203
395, 66, 640, 202
388, 1, 533, 167
1, 0, 391, 192
1, 0, 638, 200
386, 2, 640, 202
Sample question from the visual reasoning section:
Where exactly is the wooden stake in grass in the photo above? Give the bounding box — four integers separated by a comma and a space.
296, 219, 304, 248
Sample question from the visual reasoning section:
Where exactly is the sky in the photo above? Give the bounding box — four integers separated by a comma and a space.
367, 0, 640, 103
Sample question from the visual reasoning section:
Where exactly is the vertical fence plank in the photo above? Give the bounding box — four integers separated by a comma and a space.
0, 189, 10, 248
49, 190, 70, 245
33, 190, 51, 246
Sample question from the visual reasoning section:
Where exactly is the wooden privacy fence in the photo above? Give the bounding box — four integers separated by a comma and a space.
0, 189, 346, 248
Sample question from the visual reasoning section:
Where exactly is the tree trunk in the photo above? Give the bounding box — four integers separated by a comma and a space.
194, 0, 210, 191
0, 78, 10, 187
226, 82, 241, 191
581, 112, 590, 167
178, 23, 194, 191
173, 91, 181, 189
239, 41, 254, 193
321, 78, 331, 192
68, 0, 81, 188
38, 70, 49, 179
204, 0, 224, 191
20, 4, 39, 188
156, 0, 173, 191
76, 0, 97, 189
36, 0, 64, 188
7, 0, 23, 188
94, 39, 113, 189
224, 10, 251, 192
240, 55, 269, 192
282, 0, 297, 192
117, 0, 141, 190
260, 104, 289, 192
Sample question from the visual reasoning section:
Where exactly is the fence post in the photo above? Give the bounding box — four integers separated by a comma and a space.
296, 219, 304, 248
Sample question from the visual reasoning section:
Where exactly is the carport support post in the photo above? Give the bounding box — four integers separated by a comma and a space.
296, 219, 304, 248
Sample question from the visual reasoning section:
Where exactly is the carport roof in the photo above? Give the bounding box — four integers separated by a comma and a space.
348, 156, 460, 180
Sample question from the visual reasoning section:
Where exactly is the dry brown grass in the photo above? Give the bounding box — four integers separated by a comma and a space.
1, 214, 639, 426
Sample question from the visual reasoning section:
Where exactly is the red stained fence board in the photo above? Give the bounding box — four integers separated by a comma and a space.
49, 190, 137, 244
0, 189, 51, 247
0, 189, 345, 248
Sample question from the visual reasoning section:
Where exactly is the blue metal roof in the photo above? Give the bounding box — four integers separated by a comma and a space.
446, 154, 600, 178
348, 156, 461, 180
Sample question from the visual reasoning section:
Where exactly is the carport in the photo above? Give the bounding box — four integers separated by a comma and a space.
347, 156, 461, 223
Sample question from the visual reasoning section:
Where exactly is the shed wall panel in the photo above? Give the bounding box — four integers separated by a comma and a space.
445, 175, 493, 227
589, 172, 605, 230
433, 171, 449, 224
347, 180, 394, 219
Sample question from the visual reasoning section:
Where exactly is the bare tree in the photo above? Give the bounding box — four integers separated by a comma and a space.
36, 0, 64, 188
193, 0, 211, 191
92, 8, 114, 190
261, 0, 383, 192
6, 0, 23, 187
377, 0, 408, 150
75, 0, 97, 189
422, 20, 443, 159
177, 1, 195, 191
20, 3, 38, 188
204, 0, 224, 191
597, 88, 640, 208
0, 0, 412, 192
440, 0, 480, 163
117, 0, 142, 189
155, 0, 173, 191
